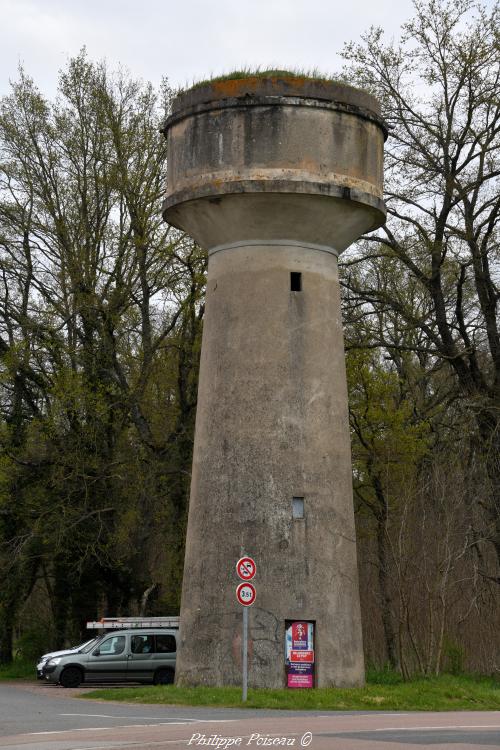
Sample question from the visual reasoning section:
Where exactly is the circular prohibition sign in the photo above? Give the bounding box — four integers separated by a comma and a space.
236, 556, 256, 581
236, 582, 256, 607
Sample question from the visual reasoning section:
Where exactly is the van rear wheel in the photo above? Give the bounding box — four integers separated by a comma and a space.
59, 667, 83, 688
153, 668, 174, 685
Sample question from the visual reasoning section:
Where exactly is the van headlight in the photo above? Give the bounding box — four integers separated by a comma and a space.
47, 658, 61, 666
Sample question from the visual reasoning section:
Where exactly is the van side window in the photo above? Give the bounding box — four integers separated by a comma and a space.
131, 634, 154, 654
155, 634, 176, 653
99, 636, 125, 655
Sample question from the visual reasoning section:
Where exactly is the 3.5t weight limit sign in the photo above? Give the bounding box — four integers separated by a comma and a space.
236, 556, 256, 581
236, 582, 256, 607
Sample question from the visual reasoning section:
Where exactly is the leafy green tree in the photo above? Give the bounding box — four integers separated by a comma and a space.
0, 53, 206, 658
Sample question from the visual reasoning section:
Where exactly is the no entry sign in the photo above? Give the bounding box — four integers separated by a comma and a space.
236, 582, 256, 607
236, 556, 256, 581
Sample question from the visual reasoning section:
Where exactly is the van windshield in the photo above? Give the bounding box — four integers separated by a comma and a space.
79, 637, 103, 653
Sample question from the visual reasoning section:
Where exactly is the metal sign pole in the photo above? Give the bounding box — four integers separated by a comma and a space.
236, 554, 255, 703
242, 605, 248, 702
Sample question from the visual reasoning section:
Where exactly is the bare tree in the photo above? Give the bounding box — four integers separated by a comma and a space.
342, 0, 500, 563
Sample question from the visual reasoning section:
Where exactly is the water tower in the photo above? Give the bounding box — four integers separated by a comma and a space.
162, 76, 386, 688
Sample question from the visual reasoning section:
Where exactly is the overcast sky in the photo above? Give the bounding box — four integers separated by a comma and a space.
0, 0, 421, 97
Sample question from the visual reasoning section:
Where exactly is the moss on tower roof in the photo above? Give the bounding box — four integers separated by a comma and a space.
168, 69, 378, 122
183, 67, 343, 92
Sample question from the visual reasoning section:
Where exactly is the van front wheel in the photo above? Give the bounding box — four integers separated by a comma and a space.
59, 667, 83, 688
153, 668, 174, 685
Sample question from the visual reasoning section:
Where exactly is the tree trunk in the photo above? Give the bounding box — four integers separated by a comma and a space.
0, 614, 13, 664
373, 474, 399, 670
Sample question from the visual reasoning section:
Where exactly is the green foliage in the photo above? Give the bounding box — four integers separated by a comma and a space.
14, 624, 54, 662
347, 348, 432, 504
443, 638, 466, 676
365, 664, 404, 685
0, 659, 34, 680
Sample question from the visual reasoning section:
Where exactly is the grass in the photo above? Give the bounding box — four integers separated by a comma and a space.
182, 67, 345, 92
81, 673, 500, 711
0, 659, 35, 680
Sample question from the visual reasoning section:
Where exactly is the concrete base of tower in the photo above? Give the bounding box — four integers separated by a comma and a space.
175, 610, 364, 689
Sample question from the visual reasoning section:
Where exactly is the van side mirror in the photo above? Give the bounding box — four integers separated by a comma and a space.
92, 649, 101, 656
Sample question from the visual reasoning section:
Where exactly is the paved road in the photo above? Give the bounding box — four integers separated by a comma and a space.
1, 681, 500, 749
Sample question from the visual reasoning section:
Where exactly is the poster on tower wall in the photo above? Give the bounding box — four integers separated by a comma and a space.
285, 621, 315, 688
288, 662, 314, 687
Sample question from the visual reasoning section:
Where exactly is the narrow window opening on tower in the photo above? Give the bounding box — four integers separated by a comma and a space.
290, 272, 302, 292
292, 497, 305, 519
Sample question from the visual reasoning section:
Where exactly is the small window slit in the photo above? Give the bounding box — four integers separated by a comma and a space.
290, 272, 302, 292
292, 497, 305, 519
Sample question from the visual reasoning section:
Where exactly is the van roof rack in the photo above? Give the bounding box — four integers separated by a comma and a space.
86, 616, 180, 630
